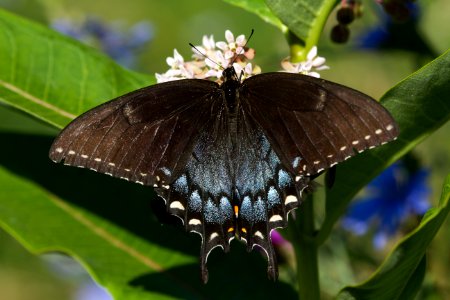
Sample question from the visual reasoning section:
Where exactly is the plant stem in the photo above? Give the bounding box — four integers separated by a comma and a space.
290, 195, 320, 300
306, 0, 339, 50
285, 0, 338, 62
286, 30, 307, 62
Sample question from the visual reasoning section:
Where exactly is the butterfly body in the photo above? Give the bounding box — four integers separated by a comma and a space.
221, 66, 241, 112
50, 66, 398, 283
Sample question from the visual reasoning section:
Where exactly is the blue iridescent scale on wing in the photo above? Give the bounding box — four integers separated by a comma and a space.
162, 104, 304, 282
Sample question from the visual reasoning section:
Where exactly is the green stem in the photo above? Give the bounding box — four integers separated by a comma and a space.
306, 0, 339, 49
285, 0, 339, 62
290, 195, 320, 300
286, 31, 307, 63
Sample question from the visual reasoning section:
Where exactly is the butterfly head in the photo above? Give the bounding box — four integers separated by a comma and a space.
222, 66, 239, 83
220, 66, 241, 111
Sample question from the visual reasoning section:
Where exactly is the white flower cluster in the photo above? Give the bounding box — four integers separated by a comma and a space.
156, 30, 260, 83
155, 30, 328, 83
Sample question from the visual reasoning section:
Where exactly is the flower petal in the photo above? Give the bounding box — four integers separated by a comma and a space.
216, 41, 228, 51
236, 34, 246, 46
312, 56, 326, 67
307, 46, 318, 60
173, 49, 184, 63
308, 72, 321, 78
244, 63, 253, 75
225, 30, 234, 43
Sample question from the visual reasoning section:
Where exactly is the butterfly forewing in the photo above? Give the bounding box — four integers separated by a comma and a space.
49, 79, 220, 186
240, 72, 399, 177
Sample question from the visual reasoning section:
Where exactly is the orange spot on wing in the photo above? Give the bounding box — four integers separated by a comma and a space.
241, 228, 247, 233
227, 227, 234, 233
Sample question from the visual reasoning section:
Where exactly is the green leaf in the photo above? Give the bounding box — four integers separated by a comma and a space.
265, 0, 337, 49
317, 49, 450, 244
397, 256, 427, 300
336, 174, 450, 300
0, 10, 297, 299
0, 8, 153, 129
223, 0, 285, 30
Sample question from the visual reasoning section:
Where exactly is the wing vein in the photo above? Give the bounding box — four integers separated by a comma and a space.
116, 124, 149, 171
154, 115, 180, 174
131, 124, 160, 181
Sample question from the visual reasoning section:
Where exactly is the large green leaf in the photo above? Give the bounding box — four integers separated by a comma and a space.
337, 174, 450, 300
223, 0, 285, 30
0, 9, 297, 300
0, 8, 153, 129
265, 0, 337, 47
317, 49, 450, 244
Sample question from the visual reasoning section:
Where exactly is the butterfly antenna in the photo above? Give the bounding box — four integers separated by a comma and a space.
243, 29, 254, 51
232, 29, 254, 81
189, 43, 224, 70
230, 29, 254, 66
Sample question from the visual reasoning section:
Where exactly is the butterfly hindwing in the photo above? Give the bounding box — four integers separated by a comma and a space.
153, 103, 308, 282
231, 109, 308, 280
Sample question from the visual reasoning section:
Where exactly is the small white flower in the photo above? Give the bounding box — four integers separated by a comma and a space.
206, 50, 229, 69
200, 50, 227, 79
192, 34, 216, 60
281, 46, 329, 78
203, 34, 216, 50
307, 46, 329, 71
216, 30, 247, 60
204, 68, 223, 79
166, 49, 184, 69
156, 49, 199, 82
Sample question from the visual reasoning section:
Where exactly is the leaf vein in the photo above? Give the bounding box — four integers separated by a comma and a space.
0, 79, 76, 120
48, 193, 164, 271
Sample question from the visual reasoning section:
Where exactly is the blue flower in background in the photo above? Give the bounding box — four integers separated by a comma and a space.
76, 281, 113, 300
52, 17, 153, 68
44, 253, 113, 300
357, 2, 436, 58
342, 161, 431, 248
375, 0, 417, 23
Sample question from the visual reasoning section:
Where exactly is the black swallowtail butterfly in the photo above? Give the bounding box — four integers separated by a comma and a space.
49, 65, 398, 283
